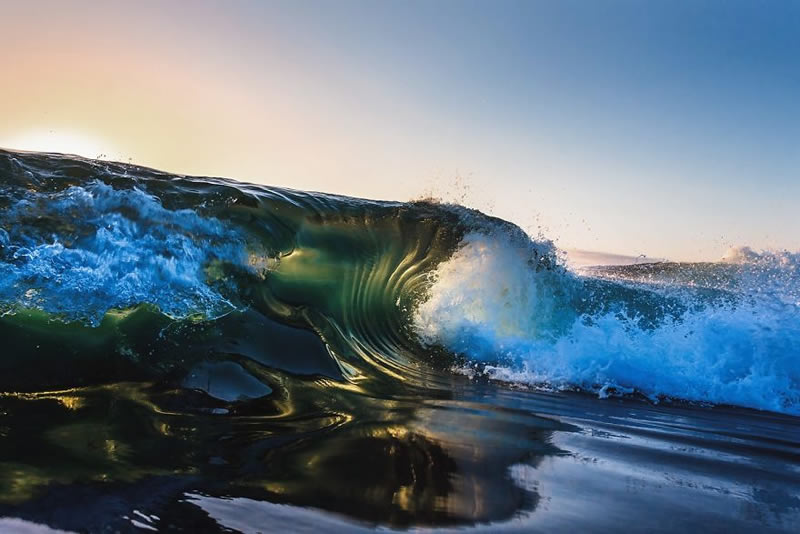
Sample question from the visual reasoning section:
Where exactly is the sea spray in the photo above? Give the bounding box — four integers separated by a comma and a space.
414, 227, 800, 413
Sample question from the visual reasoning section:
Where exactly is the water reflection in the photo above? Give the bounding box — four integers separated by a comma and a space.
235, 399, 570, 526
0, 379, 572, 531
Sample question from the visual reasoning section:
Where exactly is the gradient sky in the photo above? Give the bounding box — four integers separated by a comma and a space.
1, 0, 798, 261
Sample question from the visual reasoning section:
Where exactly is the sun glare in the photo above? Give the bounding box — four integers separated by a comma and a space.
2, 130, 117, 160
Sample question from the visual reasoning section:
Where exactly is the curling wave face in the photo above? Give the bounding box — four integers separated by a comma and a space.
0, 149, 798, 414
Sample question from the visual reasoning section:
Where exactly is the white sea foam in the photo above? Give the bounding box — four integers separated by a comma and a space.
414, 231, 800, 415
0, 181, 247, 324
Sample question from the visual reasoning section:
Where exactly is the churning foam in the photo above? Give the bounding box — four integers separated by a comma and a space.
414, 230, 800, 415
0, 181, 247, 324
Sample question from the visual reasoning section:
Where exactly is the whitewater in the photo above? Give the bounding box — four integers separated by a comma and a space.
415, 230, 800, 415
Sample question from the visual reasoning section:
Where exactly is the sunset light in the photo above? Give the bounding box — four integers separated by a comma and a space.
2, 129, 117, 160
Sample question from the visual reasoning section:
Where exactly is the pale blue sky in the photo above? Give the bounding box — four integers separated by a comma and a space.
1, 1, 798, 260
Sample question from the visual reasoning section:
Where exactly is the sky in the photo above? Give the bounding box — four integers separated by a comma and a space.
1, 0, 798, 261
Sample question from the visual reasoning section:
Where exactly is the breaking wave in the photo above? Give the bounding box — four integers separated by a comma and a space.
1, 149, 798, 414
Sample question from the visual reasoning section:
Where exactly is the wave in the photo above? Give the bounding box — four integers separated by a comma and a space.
1, 149, 798, 414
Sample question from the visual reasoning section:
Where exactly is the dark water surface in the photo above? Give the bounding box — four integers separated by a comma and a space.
0, 383, 798, 533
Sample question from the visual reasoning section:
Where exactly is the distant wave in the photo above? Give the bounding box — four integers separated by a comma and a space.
565, 248, 665, 267
1, 149, 798, 414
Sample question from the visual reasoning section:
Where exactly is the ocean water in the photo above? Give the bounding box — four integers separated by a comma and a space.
0, 149, 798, 533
